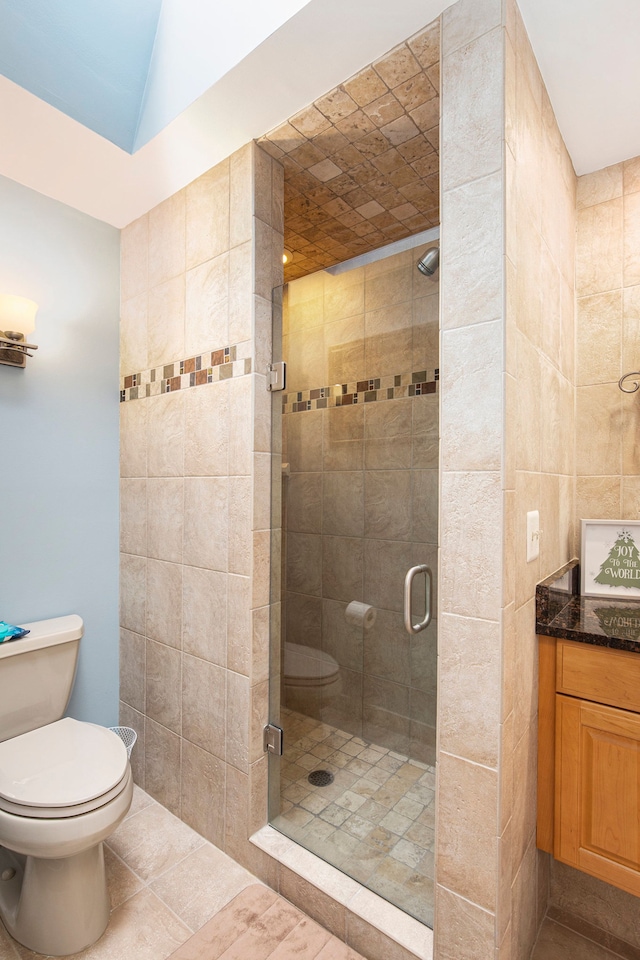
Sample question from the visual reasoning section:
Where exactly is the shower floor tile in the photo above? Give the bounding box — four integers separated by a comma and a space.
273, 709, 436, 927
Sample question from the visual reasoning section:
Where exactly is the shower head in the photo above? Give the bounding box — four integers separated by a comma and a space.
416, 246, 440, 277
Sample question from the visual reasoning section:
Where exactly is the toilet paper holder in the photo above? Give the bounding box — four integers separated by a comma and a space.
404, 564, 432, 635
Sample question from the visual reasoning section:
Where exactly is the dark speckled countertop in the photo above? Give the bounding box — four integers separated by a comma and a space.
536, 559, 640, 652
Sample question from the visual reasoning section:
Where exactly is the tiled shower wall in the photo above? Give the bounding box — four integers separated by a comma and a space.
504, 2, 576, 958
436, 0, 575, 957
545, 155, 640, 950
119, 142, 283, 871
281, 249, 439, 762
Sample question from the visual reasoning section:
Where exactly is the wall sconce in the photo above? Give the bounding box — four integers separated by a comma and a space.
0, 295, 39, 368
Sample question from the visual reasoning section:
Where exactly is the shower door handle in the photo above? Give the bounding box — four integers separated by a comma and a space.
404, 565, 432, 635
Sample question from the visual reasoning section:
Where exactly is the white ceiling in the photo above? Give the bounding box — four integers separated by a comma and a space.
0, 0, 638, 227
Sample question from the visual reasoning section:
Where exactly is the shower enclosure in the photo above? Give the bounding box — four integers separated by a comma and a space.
268, 238, 439, 926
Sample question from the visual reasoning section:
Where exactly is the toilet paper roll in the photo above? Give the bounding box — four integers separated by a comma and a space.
345, 601, 376, 630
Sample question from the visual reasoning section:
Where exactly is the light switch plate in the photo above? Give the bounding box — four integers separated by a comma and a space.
527, 510, 540, 563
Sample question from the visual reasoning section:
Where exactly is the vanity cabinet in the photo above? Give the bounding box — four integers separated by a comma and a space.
538, 635, 640, 896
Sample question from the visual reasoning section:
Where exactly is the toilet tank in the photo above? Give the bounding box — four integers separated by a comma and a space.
0, 615, 83, 742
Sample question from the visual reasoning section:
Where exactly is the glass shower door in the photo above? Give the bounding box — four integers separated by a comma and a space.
268, 241, 439, 926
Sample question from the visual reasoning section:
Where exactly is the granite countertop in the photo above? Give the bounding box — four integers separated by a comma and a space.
536, 559, 640, 652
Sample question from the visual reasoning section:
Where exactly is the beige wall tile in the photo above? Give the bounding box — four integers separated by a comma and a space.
182, 655, 226, 759
145, 718, 182, 816
440, 320, 502, 471
434, 884, 495, 960
183, 477, 229, 571
121, 213, 149, 302
624, 155, 640, 195
624, 190, 640, 287
229, 240, 253, 345
121, 479, 147, 556
439, 471, 502, 621
120, 398, 148, 479
149, 190, 186, 289
230, 144, 253, 248
228, 475, 252, 576
182, 565, 227, 665
182, 740, 226, 848
227, 574, 251, 675
120, 628, 146, 714
441, 27, 504, 190
186, 160, 230, 271
121, 293, 148, 377
146, 639, 181, 735
576, 163, 623, 210
184, 381, 229, 477
148, 275, 185, 369
575, 477, 622, 527
576, 292, 622, 385
147, 478, 184, 563
120, 554, 146, 635
437, 752, 498, 912
575, 199, 623, 298
185, 253, 230, 356
438, 613, 501, 767
147, 391, 185, 478
227, 670, 250, 771
146, 559, 182, 649
511, 837, 538, 960
441, 0, 502, 57
441, 171, 503, 329
575, 383, 623, 477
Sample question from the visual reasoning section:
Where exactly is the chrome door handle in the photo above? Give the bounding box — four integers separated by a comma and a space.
404, 564, 432, 635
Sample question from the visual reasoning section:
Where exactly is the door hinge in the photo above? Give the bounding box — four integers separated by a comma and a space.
264, 723, 284, 755
267, 361, 286, 392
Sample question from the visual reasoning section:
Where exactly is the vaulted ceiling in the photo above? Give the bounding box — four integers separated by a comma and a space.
0, 0, 638, 227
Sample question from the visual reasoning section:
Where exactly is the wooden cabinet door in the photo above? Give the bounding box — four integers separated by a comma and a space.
556, 694, 640, 897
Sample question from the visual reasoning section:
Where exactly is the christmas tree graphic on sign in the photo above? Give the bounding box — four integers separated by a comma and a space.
594, 529, 640, 588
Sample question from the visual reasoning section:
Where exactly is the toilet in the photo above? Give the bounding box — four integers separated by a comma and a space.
283, 642, 340, 716
0, 615, 133, 956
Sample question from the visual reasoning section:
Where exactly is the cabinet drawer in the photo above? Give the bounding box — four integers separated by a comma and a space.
557, 640, 640, 713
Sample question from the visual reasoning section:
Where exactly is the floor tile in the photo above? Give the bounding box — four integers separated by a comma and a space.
109, 802, 205, 883
150, 843, 255, 932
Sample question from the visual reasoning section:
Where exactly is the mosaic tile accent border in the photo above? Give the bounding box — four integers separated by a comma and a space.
120, 344, 252, 402
283, 368, 439, 414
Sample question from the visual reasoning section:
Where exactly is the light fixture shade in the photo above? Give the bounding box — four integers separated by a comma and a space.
0, 295, 38, 336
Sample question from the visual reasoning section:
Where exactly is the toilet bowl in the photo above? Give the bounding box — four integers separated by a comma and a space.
283, 642, 340, 715
0, 616, 133, 956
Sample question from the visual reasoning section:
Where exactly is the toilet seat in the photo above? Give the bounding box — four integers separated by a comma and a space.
0, 718, 128, 819
284, 642, 340, 687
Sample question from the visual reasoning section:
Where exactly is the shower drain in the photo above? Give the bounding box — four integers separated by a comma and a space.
308, 769, 334, 787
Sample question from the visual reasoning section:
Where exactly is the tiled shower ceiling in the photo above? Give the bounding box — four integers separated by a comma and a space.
259, 20, 439, 281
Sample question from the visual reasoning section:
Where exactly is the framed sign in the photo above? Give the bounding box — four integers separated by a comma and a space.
581, 520, 640, 599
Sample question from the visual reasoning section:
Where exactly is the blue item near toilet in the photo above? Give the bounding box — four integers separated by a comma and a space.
0, 622, 30, 642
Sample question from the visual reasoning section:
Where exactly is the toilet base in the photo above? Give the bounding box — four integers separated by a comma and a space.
0, 842, 110, 956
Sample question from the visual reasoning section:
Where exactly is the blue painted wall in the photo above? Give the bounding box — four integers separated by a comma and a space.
0, 175, 120, 726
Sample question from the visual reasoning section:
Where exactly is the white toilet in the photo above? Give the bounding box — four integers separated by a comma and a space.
283, 641, 340, 716
0, 615, 133, 956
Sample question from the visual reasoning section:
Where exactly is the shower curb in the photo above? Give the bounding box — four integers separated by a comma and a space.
250, 825, 432, 960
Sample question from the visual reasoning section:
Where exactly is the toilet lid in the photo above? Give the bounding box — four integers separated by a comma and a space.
0, 718, 128, 810
284, 643, 340, 685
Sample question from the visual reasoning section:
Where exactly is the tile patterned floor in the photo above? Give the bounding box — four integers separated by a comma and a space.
0, 787, 367, 960
273, 709, 435, 927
